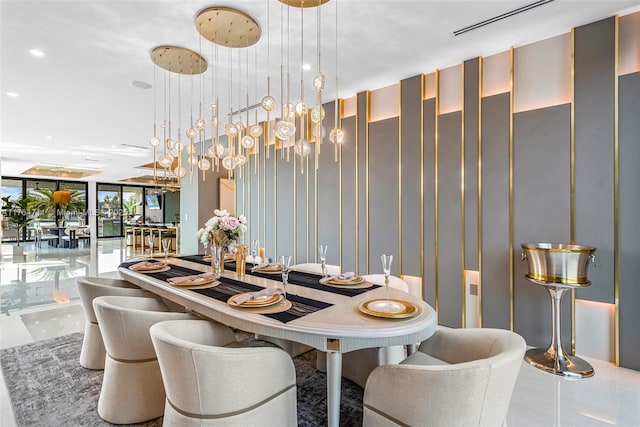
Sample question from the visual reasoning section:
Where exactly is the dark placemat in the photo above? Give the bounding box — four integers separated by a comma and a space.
120, 260, 204, 281
192, 276, 332, 323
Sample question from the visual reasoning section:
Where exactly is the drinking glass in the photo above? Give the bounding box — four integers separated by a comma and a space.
318, 245, 328, 276
251, 239, 259, 263
162, 239, 170, 263
280, 255, 292, 301
146, 234, 154, 257
211, 245, 223, 275
380, 254, 393, 299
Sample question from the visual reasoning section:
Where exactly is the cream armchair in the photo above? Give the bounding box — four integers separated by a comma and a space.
93, 296, 198, 424
363, 328, 527, 427
150, 319, 298, 427
77, 276, 155, 369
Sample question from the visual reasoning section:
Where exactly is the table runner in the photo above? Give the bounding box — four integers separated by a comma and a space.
178, 254, 380, 297
119, 260, 332, 323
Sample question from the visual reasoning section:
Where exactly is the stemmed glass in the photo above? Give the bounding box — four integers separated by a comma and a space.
146, 234, 154, 257
251, 239, 259, 263
381, 254, 393, 300
162, 239, 170, 263
318, 245, 328, 276
280, 255, 292, 301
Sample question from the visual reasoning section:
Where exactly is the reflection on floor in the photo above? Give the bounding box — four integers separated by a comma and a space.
1, 238, 639, 427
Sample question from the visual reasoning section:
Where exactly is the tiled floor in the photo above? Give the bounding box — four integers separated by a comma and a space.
1, 238, 639, 426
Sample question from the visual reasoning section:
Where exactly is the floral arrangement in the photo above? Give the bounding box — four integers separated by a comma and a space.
197, 209, 247, 247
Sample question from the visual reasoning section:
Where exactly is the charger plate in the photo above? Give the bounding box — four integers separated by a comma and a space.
228, 299, 292, 314
327, 275, 365, 285
358, 299, 420, 319
170, 276, 217, 287
253, 265, 282, 274
228, 292, 283, 308
129, 262, 169, 273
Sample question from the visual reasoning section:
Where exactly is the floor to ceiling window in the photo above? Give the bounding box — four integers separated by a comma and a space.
96, 184, 122, 238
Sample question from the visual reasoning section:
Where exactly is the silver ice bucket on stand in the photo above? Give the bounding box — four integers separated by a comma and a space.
521, 242, 596, 378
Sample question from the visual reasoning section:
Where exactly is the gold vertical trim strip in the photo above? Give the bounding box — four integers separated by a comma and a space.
248, 152, 251, 242
509, 46, 515, 332
570, 27, 576, 355
355, 94, 360, 275
420, 74, 425, 298
478, 56, 483, 328
274, 141, 278, 259
263, 124, 267, 253
339, 100, 343, 271
434, 69, 440, 317
614, 14, 620, 367
366, 90, 371, 274
461, 62, 466, 329
399, 82, 403, 276
315, 132, 318, 262
307, 155, 310, 262
293, 146, 297, 264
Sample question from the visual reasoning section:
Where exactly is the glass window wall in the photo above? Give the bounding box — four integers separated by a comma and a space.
97, 184, 122, 238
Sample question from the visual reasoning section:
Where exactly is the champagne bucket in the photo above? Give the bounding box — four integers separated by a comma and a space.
521, 243, 596, 285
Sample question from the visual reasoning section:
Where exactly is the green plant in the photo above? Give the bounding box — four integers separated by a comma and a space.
27, 189, 86, 222
1, 196, 35, 246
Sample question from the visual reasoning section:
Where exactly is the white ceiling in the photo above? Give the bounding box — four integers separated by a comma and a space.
1, 0, 638, 183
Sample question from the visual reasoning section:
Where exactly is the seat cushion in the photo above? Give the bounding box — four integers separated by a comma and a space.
400, 351, 449, 366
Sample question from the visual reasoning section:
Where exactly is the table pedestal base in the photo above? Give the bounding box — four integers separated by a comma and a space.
525, 347, 594, 379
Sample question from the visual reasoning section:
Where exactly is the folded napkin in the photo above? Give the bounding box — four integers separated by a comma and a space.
319, 271, 355, 284
251, 262, 282, 272
130, 261, 165, 271
233, 288, 283, 305
167, 272, 217, 284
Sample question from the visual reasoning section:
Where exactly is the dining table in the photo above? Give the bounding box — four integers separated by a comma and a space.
119, 255, 436, 427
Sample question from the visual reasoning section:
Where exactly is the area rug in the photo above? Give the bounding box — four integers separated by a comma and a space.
0, 332, 363, 426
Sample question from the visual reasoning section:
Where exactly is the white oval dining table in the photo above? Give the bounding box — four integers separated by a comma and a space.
119, 256, 436, 427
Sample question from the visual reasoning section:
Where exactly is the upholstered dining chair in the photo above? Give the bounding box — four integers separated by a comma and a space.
150, 319, 298, 427
77, 276, 155, 369
289, 262, 341, 276
317, 274, 411, 388
363, 327, 527, 427
93, 296, 198, 424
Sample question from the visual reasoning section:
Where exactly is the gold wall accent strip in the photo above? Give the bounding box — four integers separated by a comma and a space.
614, 14, 620, 367
570, 27, 576, 355
399, 82, 403, 275
263, 124, 267, 252
274, 141, 278, 259
293, 149, 297, 264
461, 61, 466, 329
435, 69, 440, 316
509, 47, 515, 331
307, 156, 310, 262
366, 90, 371, 274
315, 131, 319, 262
478, 56, 483, 328
355, 94, 360, 274
420, 74, 425, 298
339, 100, 343, 271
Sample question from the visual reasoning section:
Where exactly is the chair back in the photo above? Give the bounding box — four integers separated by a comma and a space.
93, 296, 196, 361
363, 328, 526, 427
290, 262, 341, 276
151, 319, 297, 419
362, 274, 409, 292
77, 276, 151, 323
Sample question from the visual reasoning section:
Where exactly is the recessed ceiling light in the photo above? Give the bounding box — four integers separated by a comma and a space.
29, 48, 46, 57
132, 80, 152, 89
301, 63, 312, 71
6, 91, 19, 98
45, 135, 53, 140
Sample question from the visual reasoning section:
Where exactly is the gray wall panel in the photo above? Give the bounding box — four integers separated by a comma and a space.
317, 102, 341, 266
401, 75, 423, 277
423, 98, 437, 306
341, 115, 357, 271
368, 118, 400, 276
437, 111, 463, 328
276, 147, 295, 259
358, 92, 368, 274
481, 93, 511, 330
574, 17, 615, 302
619, 72, 640, 371
513, 104, 571, 348
464, 58, 479, 271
